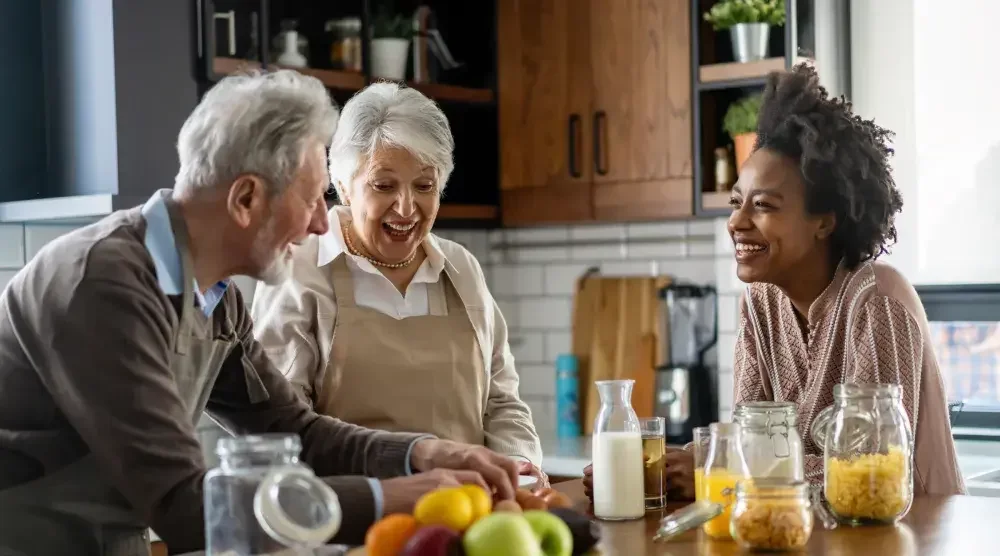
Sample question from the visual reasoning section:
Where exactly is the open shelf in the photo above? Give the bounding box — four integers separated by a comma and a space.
699, 57, 785, 85
214, 57, 366, 90
214, 58, 494, 104
437, 204, 498, 220
701, 191, 732, 211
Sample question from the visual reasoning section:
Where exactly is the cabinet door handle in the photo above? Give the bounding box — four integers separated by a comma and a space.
568, 114, 582, 178
593, 110, 608, 176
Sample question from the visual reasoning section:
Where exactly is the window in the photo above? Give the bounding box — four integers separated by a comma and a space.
918, 284, 1000, 437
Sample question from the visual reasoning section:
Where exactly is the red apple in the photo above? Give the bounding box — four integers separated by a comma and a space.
400, 525, 464, 556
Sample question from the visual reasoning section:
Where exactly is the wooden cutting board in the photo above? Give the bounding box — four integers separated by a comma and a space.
572, 273, 669, 434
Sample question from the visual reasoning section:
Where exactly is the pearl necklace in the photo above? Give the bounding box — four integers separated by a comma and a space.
342, 225, 417, 269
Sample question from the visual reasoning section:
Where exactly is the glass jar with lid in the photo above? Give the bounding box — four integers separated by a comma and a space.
730, 478, 813, 551
812, 383, 914, 525
204, 433, 343, 554
734, 401, 804, 481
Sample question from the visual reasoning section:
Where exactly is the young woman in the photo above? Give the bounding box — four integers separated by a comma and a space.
585, 63, 964, 500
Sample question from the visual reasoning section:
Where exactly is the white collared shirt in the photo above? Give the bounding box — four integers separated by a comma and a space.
318, 211, 448, 319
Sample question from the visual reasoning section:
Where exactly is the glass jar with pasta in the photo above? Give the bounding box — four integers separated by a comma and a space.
812, 383, 914, 525
730, 478, 813, 551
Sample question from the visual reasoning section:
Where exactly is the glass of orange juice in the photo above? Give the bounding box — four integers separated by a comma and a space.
692, 426, 710, 502
701, 422, 751, 540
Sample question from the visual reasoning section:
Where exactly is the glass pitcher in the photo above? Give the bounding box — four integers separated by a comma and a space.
733, 401, 804, 480
701, 422, 751, 539
205, 434, 343, 555
591, 379, 645, 521
811, 383, 914, 525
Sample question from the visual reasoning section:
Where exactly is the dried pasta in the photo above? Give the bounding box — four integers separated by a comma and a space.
732, 500, 812, 550
826, 446, 910, 520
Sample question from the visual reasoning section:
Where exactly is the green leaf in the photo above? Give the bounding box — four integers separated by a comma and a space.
722, 93, 763, 138
703, 0, 786, 31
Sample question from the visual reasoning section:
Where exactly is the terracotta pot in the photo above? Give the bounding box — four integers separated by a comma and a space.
733, 132, 757, 172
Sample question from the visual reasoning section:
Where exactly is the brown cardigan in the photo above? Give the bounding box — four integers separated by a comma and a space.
735, 259, 966, 495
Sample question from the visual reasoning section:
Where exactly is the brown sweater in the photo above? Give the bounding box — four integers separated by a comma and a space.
0, 205, 423, 552
735, 259, 966, 495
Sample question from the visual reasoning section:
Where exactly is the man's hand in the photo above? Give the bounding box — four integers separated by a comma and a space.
381, 469, 490, 514
517, 461, 550, 491
410, 439, 519, 501
664, 447, 696, 501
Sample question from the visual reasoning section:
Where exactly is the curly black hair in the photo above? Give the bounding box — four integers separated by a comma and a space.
755, 62, 903, 269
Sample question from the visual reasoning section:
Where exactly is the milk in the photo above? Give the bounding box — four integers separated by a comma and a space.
592, 431, 645, 520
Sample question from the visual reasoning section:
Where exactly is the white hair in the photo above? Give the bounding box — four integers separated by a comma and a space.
328, 82, 454, 200
174, 69, 339, 195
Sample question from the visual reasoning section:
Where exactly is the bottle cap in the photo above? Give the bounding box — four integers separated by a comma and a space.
555, 354, 578, 373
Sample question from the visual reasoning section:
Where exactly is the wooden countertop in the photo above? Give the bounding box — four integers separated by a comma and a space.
554, 479, 998, 555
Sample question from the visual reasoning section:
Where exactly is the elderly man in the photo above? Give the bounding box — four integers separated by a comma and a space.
0, 70, 519, 555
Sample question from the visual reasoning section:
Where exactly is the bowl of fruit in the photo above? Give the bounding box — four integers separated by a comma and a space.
357, 485, 601, 556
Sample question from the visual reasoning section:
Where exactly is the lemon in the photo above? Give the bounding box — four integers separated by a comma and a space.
413, 487, 475, 531
459, 484, 493, 522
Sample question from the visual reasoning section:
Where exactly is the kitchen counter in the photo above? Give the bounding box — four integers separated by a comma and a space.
555, 479, 1000, 555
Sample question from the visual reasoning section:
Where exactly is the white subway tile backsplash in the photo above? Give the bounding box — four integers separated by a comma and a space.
491, 264, 544, 297
505, 246, 571, 263
496, 299, 520, 329
544, 331, 572, 362
510, 331, 545, 364
718, 370, 735, 413
508, 227, 569, 244
517, 364, 556, 398
569, 224, 626, 241
662, 259, 716, 285
718, 293, 739, 334
518, 297, 573, 329
0, 225, 25, 268
686, 239, 715, 257
717, 331, 738, 373
570, 244, 627, 261
714, 256, 742, 295
25, 225, 82, 261
525, 396, 556, 436
543, 264, 591, 295
714, 217, 734, 254
686, 219, 716, 236
601, 260, 660, 276
626, 241, 685, 259
627, 221, 686, 239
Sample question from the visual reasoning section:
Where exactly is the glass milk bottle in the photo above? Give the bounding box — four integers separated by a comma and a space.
204, 434, 343, 555
701, 422, 751, 539
591, 379, 645, 520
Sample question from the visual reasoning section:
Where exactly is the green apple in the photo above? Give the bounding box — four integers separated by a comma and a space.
462, 513, 543, 556
522, 510, 574, 556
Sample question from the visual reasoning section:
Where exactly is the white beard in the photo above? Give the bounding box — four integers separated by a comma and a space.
250, 220, 293, 285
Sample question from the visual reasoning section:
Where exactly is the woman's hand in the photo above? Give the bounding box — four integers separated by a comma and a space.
583, 463, 593, 500
664, 447, 696, 501
517, 460, 551, 491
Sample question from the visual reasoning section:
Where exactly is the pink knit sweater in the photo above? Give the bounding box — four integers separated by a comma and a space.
735, 259, 966, 495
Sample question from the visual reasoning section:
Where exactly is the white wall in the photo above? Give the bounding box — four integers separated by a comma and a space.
852, 0, 1000, 285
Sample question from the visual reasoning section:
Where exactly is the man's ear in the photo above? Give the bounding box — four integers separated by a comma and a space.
227, 175, 266, 229
817, 212, 837, 241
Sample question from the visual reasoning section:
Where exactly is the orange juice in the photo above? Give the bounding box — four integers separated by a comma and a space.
694, 468, 705, 501
702, 470, 741, 539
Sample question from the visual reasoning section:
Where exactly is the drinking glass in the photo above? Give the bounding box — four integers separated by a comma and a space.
692, 426, 710, 501
640, 417, 666, 510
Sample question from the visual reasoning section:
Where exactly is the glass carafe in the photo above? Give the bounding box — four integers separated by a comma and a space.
204, 434, 343, 554
591, 379, 645, 521
701, 422, 751, 539
734, 401, 804, 480
811, 383, 914, 525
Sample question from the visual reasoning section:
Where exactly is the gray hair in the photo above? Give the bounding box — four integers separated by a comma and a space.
328, 82, 454, 201
174, 69, 339, 195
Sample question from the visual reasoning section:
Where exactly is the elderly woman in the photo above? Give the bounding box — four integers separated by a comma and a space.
584, 63, 965, 500
251, 82, 544, 483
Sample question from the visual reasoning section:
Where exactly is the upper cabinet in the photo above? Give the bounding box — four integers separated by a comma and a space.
498, 0, 693, 227
0, 0, 200, 222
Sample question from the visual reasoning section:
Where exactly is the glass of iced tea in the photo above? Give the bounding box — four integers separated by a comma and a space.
640, 417, 666, 510
693, 426, 710, 501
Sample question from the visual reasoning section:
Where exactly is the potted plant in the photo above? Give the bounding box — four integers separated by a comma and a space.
723, 93, 762, 171
704, 0, 786, 63
370, 6, 413, 80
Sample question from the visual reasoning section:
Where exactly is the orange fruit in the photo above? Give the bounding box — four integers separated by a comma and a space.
460, 484, 493, 522
365, 514, 419, 556
413, 487, 475, 531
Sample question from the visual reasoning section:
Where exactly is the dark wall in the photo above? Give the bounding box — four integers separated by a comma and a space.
0, 1, 48, 202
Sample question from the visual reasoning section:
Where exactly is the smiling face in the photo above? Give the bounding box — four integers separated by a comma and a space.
248, 141, 330, 284
340, 146, 439, 264
727, 148, 836, 286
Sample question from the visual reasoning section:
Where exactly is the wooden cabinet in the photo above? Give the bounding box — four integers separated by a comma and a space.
498, 0, 693, 226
